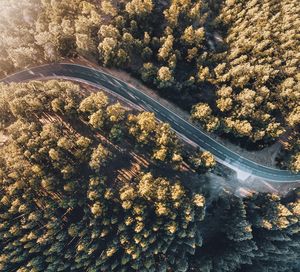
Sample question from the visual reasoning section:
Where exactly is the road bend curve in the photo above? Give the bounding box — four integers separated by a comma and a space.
1, 63, 300, 182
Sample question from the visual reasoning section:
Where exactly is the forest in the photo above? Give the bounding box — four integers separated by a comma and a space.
0, 0, 299, 271
0, 80, 299, 271
0, 0, 299, 171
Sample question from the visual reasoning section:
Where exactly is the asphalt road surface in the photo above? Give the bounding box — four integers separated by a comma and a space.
2, 63, 300, 182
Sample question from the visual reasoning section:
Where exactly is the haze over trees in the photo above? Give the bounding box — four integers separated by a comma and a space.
0, 0, 42, 73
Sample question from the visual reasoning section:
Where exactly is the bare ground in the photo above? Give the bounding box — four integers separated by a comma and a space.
0, 131, 7, 146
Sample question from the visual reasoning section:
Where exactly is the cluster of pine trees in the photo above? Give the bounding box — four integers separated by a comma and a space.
0, 80, 208, 271
0, 80, 299, 271
200, 0, 300, 171
192, 191, 300, 272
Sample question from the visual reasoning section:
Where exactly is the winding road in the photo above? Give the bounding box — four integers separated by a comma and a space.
1, 63, 300, 182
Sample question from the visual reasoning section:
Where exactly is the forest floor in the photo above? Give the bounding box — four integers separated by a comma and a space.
65, 57, 282, 169
58, 82, 203, 191
0, 131, 7, 146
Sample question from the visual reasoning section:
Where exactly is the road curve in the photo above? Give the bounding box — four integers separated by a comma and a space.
1, 63, 300, 182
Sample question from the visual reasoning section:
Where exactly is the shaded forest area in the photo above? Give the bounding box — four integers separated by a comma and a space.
0, 80, 299, 271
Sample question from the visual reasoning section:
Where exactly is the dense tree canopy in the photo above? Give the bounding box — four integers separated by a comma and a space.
0, 0, 299, 170
0, 80, 208, 271
0, 1, 300, 269
0, 79, 299, 271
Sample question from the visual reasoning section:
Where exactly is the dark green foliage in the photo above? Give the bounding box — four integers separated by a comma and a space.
189, 191, 300, 272
0, 80, 205, 271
